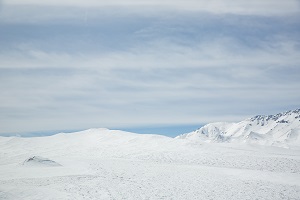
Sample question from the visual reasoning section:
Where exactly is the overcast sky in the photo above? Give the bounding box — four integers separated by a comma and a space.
0, 0, 300, 135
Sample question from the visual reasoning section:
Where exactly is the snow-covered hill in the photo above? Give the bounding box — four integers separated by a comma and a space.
1, 125, 300, 199
176, 109, 300, 147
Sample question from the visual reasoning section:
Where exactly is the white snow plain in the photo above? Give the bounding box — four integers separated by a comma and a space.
0, 128, 300, 200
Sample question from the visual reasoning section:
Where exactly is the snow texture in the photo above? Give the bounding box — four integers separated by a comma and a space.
0, 110, 300, 199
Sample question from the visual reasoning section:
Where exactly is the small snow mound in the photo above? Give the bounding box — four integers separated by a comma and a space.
22, 156, 61, 167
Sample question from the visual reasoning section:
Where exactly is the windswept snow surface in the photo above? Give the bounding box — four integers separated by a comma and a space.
177, 109, 300, 148
0, 128, 300, 199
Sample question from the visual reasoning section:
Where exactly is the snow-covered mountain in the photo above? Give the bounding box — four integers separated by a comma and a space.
176, 109, 300, 147
1, 118, 300, 199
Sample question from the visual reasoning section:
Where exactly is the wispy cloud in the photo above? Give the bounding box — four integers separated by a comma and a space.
0, 1, 299, 134
3, 0, 300, 16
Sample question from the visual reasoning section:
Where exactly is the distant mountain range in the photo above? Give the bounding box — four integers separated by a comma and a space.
176, 109, 300, 148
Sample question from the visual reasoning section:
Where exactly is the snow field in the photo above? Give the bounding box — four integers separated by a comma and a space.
0, 129, 299, 199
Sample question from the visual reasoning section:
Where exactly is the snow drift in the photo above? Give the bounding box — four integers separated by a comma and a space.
22, 156, 61, 167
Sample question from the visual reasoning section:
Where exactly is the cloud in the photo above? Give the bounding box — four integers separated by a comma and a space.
0, 2, 299, 134
1, 36, 299, 133
3, 0, 300, 16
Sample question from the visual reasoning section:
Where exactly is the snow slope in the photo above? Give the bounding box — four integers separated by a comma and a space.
0, 127, 300, 199
176, 109, 300, 147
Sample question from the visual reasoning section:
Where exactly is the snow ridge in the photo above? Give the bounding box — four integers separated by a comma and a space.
250, 109, 300, 126
176, 109, 300, 147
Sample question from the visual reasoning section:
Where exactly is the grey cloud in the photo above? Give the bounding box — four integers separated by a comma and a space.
0, 2, 299, 134
4, 0, 300, 16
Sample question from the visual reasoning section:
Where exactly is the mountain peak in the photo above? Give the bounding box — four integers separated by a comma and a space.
249, 109, 300, 126
251, 108, 300, 120
177, 109, 300, 148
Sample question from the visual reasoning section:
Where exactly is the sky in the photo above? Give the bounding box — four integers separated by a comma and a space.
0, 0, 300, 137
